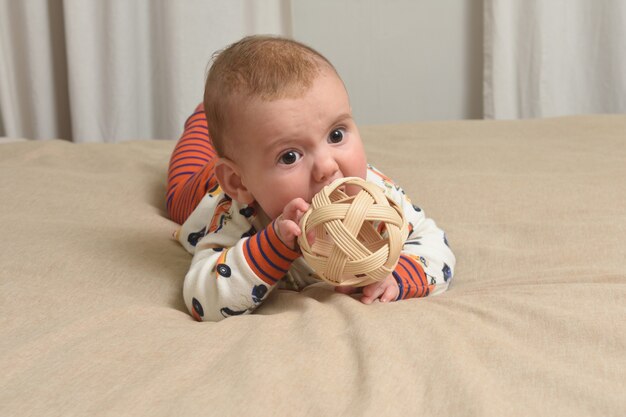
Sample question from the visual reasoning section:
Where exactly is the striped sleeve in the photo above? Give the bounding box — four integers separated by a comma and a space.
166, 103, 219, 224
393, 255, 430, 299
183, 219, 301, 322
243, 221, 301, 285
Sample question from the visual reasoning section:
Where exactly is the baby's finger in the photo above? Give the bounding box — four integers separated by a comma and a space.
275, 218, 301, 249
379, 284, 399, 303
283, 198, 310, 222
282, 219, 301, 237
360, 283, 384, 305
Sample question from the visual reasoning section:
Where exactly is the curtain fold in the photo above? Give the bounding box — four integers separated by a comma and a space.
0, 0, 71, 140
484, 0, 626, 119
0, 0, 291, 142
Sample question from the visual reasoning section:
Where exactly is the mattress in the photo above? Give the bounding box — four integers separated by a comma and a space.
1, 115, 625, 416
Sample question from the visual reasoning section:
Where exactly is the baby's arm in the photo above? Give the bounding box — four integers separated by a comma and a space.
182, 198, 308, 322
183, 218, 301, 322
392, 196, 456, 299
354, 167, 456, 302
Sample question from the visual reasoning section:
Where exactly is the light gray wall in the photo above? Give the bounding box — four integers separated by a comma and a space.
290, 0, 483, 125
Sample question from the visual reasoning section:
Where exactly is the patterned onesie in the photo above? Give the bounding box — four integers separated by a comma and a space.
168, 104, 456, 322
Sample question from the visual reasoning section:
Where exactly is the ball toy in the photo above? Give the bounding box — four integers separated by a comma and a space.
298, 177, 408, 287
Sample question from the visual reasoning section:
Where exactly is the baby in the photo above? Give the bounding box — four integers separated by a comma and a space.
167, 35, 455, 322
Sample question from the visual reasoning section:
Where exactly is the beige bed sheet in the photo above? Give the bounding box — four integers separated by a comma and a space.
1, 115, 625, 416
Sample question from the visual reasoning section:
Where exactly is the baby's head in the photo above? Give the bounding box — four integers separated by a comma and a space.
205, 35, 367, 219
205, 35, 335, 156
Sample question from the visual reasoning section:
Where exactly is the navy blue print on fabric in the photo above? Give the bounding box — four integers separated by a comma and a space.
220, 307, 247, 317
239, 206, 255, 218
241, 226, 256, 238
217, 263, 232, 277
252, 284, 268, 303
188, 227, 207, 246
208, 182, 220, 194
191, 298, 204, 321
442, 263, 451, 282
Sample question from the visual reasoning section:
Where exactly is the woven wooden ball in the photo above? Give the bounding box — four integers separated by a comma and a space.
298, 177, 408, 287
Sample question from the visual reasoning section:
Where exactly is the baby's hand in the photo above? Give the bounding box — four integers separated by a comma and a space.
335, 275, 399, 304
361, 275, 399, 304
274, 198, 310, 250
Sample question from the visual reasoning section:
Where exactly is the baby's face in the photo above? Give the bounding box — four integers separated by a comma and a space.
225, 68, 367, 219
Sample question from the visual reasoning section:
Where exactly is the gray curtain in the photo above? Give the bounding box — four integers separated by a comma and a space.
484, 0, 626, 119
0, 0, 291, 142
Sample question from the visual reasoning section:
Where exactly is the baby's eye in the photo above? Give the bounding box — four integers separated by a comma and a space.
279, 150, 302, 165
328, 129, 345, 144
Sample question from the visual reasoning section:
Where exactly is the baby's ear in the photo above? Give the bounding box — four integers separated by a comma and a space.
215, 158, 255, 204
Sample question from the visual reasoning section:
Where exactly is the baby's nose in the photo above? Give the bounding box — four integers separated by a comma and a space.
313, 153, 340, 183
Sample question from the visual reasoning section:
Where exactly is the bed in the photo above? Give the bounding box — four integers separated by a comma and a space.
1, 115, 625, 416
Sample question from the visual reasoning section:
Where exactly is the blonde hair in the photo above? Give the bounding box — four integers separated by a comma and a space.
204, 35, 338, 156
